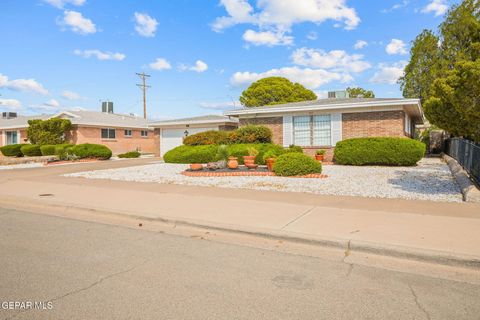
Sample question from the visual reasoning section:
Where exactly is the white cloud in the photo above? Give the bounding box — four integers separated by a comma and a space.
242, 29, 293, 46
370, 61, 407, 84
149, 58, 171, 71
58, 10, 96, 35
43, 0, 85, 9
134, 12, 158, 38
181, 60, 208, 73
74, 49, 125, 61
0, 99, 22, 111
199, 101, 236, 110
291, 47, 371, 73
386, 39, 408, 55
307, 31, 318, 40
422, 0, 448, 16
382, 1, 409, 13
44, 99, 60, 108
212, 0, 360, 46
231, 66, 347, 89
354, 40, 367, 50
61, 90, 83, 100
0, 73, 49, 95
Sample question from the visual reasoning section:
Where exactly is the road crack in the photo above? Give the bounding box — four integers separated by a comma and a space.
408, 284, 431, 320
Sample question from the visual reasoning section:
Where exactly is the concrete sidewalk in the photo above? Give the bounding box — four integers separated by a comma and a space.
0, 160, 479, 267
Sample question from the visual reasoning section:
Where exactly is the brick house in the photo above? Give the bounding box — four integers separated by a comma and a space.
224, 98, 424, 161
0, 110, 156, 155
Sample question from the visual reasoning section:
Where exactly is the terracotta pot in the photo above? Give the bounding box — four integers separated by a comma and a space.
243, 155, 255, 163
190, 163, 203, 171
244, 159, 254, 166
266, 158, 276, 172
227, 157, 239, 169
245, 163, 258, 170
315, 154, 324, 161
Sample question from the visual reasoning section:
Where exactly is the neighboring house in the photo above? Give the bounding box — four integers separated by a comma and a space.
149, 115, 238, 156
224, 98, 424, 161
0, 109, 156, 155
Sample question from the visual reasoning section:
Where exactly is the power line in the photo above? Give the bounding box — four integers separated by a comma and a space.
136, 72, 151, 119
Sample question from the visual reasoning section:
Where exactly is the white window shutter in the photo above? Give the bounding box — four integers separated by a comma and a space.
283, 116, 293, 147
330, 113, 342, 146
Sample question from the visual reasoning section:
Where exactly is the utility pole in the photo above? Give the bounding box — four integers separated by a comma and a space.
136, 72, 151, 119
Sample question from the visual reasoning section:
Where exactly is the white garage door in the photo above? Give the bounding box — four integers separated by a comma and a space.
160, 127, 217, 156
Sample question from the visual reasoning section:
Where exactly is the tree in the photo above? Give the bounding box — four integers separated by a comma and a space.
27, 118, 72, 145
398, 30, 441, 103
239, 77, 317, 107
346, 87, 375, 98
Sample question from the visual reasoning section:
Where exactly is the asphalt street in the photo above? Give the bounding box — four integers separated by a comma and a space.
1, 207, 479, 320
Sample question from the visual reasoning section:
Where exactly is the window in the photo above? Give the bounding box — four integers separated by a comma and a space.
124, 129, 132, 137
101, 128, 116, 139
141, 130, 148, 137
5, 131, 18, 145
293, 115, 331, 147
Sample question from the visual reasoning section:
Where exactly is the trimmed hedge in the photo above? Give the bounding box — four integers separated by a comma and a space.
183, 131, 230, 146
229, 125, 272, 144
0, 144, 25, 157
20, 144, 42, 157
69, 144, 112, 160
118, 151, 141, 158
333, 137, 426, 166
274, 153, 322, 176
40, 145, 56, 156
163, 144, 285, 165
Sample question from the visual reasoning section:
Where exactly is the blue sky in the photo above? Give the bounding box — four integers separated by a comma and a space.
0, 0, 456, 119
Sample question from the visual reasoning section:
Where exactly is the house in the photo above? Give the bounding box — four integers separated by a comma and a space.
0, 108, 156, 155
224, 98, 424, 161
149, 115, 238, 156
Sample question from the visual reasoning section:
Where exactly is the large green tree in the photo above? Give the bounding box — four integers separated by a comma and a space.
239, 77, 317, 107
401, 0, 480, 141
346, 87, 375, 98
27, 118, 72, 145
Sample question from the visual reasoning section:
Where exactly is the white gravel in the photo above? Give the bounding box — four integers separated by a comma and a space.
65, 158, 462, 202
0, 163, 43, 170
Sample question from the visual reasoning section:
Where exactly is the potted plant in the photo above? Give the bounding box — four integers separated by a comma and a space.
263, 150, 278, 172
215, 145, 229, 168
189, 163, 203, 171
243, 147, 259, 166
315, 149, 326, 161
227, 156, 239, 169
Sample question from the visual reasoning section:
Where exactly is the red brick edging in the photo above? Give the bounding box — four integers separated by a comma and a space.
181, 171, 328, 178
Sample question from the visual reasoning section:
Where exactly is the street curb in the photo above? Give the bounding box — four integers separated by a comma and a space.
444, 154, 480, 203
1, 197, 479, 270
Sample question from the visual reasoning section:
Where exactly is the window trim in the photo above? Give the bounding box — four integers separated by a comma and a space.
140, 130, 148, 137
4, 130, 19, 145
124, 129, 132, 137
101, 128, 116, 140
293, 115, 331, 147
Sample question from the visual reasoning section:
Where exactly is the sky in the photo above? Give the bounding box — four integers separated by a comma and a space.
0, 0, 458, 119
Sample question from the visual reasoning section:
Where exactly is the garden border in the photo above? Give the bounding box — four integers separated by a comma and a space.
181, 171, 328, 178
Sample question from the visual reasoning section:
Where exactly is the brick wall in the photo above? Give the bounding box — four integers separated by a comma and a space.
239, 117, 283, 145
70, 126, 157, 155
342, 111, 406, 139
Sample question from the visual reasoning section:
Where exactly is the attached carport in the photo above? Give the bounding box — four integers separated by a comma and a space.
149, 115, 238, 157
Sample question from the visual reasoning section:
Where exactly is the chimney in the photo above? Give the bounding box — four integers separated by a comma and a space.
328, 91, 350, 99
2, 112, 17, 119
101, 101, 114, 113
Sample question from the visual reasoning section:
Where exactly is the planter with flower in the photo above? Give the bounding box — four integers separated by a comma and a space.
315, 149, 326, 162
243, 147, 259, 169
262, 150, 279, 172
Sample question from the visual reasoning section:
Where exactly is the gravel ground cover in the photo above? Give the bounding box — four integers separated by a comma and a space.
0, 163, 43, 170
65, 158, 462, 202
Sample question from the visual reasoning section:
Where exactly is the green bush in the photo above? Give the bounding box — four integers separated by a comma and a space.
183, 131, 230, 146
54, 144, 74, 160
228, 125, 272, 144
333, 137, 426, 166
274, 153, 322, 176
118, 151, 141, 158
226, 144, 284, 165
0, 144, 26, 157
27, 118, 72, 145
20, 144, 42, 157
284, 145, 304, 154
40, 145, 56, 156
69, 144, 112, 160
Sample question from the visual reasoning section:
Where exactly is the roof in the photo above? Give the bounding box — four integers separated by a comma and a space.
149, 115, 239, 127
224, 98, 424, 122
0, 110, 150, 129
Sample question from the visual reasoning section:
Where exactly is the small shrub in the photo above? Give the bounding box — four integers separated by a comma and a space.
316, 149, 326, 155
333, 137, 426, 166
69, 144, 112, 160
215, 145, 229, 161
20, 144, 42, 157
247, 146, 259, 157
274, 153, 322, 176
262, 150, 279, 162
54, 144, 74, 160
163, 145, 218, 164
284, 145, 304, 154
0, 144, 26, 157
40, 145, 56, 156
118, 151, 141, 158
229, 125, 272, 144
183, 130, 230, 146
